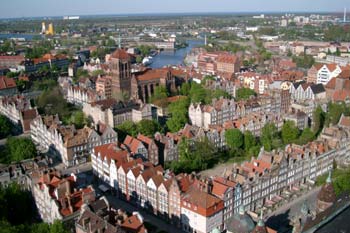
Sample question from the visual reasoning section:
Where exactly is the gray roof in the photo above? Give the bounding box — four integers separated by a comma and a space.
310, 84, 325, 94
226, 210, 255, 233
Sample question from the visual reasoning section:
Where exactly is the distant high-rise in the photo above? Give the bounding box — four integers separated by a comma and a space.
41, 22, 54, 35
344, 7, 347, 23
41, 22, 46, 34
47, 23, 54, 35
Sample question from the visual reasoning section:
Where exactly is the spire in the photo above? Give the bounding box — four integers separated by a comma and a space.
257, 209, 265, 227
326, 170, 332, 184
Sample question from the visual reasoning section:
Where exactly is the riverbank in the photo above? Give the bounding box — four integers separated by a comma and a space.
150, 39, 204, 68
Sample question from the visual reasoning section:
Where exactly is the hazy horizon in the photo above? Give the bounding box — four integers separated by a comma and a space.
1, 0, 349, 19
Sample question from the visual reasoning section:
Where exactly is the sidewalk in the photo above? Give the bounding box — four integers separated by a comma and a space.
105, 195, 185, 233
267, 186, 322, 219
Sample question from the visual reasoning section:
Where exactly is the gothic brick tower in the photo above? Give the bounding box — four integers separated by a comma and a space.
108, 49, 132, 100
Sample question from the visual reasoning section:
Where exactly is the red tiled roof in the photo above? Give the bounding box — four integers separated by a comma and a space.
121, 214, 146, 233
0, 55, 24, 61
124, 136, 143, 154
137, 134, 153, 146
181, 186, 224, 217
136, 68, 168, 81
111, 49, 130, 60
94, 143, 129, 166
217, 54, 238, 64
0, 76, 16, 90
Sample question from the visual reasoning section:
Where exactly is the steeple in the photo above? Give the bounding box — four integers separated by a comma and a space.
257, 209, 265, 227
239, 205, 245, 215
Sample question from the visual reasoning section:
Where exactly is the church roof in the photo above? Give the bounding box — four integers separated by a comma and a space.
226, 206, 255, 233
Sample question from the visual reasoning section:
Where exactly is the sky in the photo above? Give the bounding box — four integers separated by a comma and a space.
1, 0, 349, 19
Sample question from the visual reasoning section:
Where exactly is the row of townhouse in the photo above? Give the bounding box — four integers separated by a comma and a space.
189, 90, 291, 130
289, 81, 326, 101
83, 99, 153, 128
189, 97, 266, 129
91, 115, 350, 233
91, 143, 225, 233
0, 95, 38, 132
177, 112, 283, 150
307, 63, 346, 85
30, 114, 117, 167
66, 85, 104, 106
32, 170, 95, 224
122, 134, 160, 165
229, 118, 350, 214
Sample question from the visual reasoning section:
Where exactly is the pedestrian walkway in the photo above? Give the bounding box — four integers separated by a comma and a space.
105, 195, 185, 233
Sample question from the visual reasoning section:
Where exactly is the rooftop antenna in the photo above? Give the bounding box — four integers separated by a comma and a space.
118, 35, 121, 49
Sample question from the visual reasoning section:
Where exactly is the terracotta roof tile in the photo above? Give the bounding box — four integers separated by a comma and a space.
0, 76, 16, 90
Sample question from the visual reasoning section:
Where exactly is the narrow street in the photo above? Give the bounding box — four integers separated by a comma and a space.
265, 186, 322, 233
105, 195, 185, 233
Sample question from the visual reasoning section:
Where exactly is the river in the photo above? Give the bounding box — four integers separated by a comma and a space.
150, 39, 204, 68
0, 33, 41, 40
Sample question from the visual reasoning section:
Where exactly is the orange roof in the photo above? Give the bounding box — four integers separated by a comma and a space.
124, 136, 144, 154
94, 143, 129, 166
137, 134, 153, 146
0, 76, 16, 90
216, 54, 238, 64
111, 49, 130, 60
136, 68, 168, 81
212, 181, 229, 197
339, 115, 350, 127
181, 186, 224, 217
326, 63, 338, 72
121, 214, 146, 233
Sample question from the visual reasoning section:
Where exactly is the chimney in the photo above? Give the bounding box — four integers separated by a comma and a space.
65, 179, 71, 195
67, 196, 73, 213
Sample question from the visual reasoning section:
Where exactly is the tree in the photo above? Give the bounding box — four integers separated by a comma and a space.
136, 56, 143, 64
292, 54, 315, 69
0, 183, 33, 225
0, 115, 12, 139
189, 82, 207, 103
36, 87, 71, 119
225, 129, 244, 150
281, 120, 299, 144
91, 69, 105, 77
5, 137, 37, 163
235, 88, 256, 101
68, 111, 87, 129
244, 131, 256, 150
136, 120, 161, 137
261, 123, 280, 151
16, 79, 30, 92
326, 102, 347, 126
180, 82, 191, 96
116, 120, 137, 140
210, 89, 231, 100
49, 220, 69, 233
297, 128, 315, 145
166, 97, 190, 132
313, 105, 326, 135
172, 137, 216, 173
150, 86, 168, 108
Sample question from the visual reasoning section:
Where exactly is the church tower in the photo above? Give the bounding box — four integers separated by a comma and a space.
316, 170, 336, 213
108, 49, 132, 100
